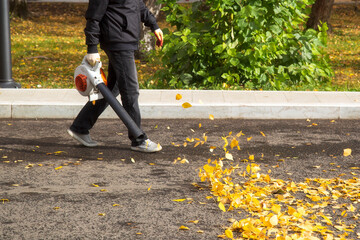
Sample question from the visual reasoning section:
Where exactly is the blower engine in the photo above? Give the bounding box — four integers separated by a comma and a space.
74, 57, 107, 101
74, 57, 144, 139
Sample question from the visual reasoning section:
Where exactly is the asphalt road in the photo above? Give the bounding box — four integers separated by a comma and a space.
1, 119, 360, 239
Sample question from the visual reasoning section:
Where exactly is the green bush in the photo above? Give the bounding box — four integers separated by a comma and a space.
149, 0, 333, 90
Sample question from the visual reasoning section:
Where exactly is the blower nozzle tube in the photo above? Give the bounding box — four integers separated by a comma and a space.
96, 82, 144, 139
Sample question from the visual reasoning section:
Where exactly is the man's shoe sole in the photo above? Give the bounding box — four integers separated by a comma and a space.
67, 129, 98, 147
130, 146, 162, 153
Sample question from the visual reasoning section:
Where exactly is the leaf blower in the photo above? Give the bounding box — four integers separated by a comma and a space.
74, 57, 144, 139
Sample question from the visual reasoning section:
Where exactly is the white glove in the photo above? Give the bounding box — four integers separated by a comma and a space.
85, 53, 100, 66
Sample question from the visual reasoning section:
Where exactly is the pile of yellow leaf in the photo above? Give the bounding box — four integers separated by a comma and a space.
198, 138, 360, 239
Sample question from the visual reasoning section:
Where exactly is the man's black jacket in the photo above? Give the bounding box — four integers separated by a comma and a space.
85, 0, 159, 53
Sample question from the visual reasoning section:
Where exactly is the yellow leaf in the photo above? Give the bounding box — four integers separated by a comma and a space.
54, 151, 66, 155
247, 137, 252, 141
182, 102, 192, 108
172, 199, 186, 202
148, 186, 152, 191
0, 199, 9, 204
55, 166, 63, 170
199, 123, 202, 128
209, 114, 214, 120
225, 153, 233, 161
194, 142, 200, 148
219, 202, 226, 212
260, 131, 266, 137
349, 204, 356, 212
225, 229, 234, 239
176, 94, 182, 100
288, 206, 297, 216
25, 164, 34, 169
246, 164, 251, 174
179, 225, 189, 230
343, 148, 352, 156
180, 158, 189, 164
98, 213, 106, 216
188, 220, 199, 224
271, 204, 281, 214
230, 138, 238, 149
269, 215, 278, 226
92, 184, 99, 187
112, 204, 120, 207
197, 230, 204, 233
249, 155, 254, 161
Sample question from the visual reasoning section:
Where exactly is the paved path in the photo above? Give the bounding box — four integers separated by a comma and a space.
1, 89, 360, 119
1, 118, 360, 239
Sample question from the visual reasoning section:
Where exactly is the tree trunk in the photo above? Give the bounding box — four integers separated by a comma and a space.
306, 0, 334, 31
9, 0, 29, 19
136, 0, 162, 59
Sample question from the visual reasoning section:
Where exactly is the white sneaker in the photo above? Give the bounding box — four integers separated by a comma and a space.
67, 129, 98, 147
131, 139, 162, 153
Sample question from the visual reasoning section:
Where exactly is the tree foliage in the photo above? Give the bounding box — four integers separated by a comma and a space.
151, 0, 333, 90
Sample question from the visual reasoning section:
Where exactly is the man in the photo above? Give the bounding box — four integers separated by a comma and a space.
67, 0, 163, 153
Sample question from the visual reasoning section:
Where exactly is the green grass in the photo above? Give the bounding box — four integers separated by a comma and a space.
11, 3, 89, 88
10, 3, 360, 90
327, 6, 360, 91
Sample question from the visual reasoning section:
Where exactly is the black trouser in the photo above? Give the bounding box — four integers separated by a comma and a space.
70, 50, 147, 146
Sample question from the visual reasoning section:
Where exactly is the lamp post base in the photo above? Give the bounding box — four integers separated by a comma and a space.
0, 80, 21, 88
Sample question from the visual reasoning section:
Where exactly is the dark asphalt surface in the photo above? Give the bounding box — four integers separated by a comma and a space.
1, 118, 360, 239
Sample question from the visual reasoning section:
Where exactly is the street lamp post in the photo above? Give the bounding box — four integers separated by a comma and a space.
0, 0, 21, 88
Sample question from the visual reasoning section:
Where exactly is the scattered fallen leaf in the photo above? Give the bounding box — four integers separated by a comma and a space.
188, 220, 199, 224
225, 153, 233, 161
219, 202, 226, 212
1, 199, 10, 204
209, 114, 215, 120
343, 148, 352, 157
25, 164, 34, 169
172, 199, 186, 202
182, 102, 192, 108
176, 94, 182, 100
179, 225, 189, 230
225, 229, 234, 239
